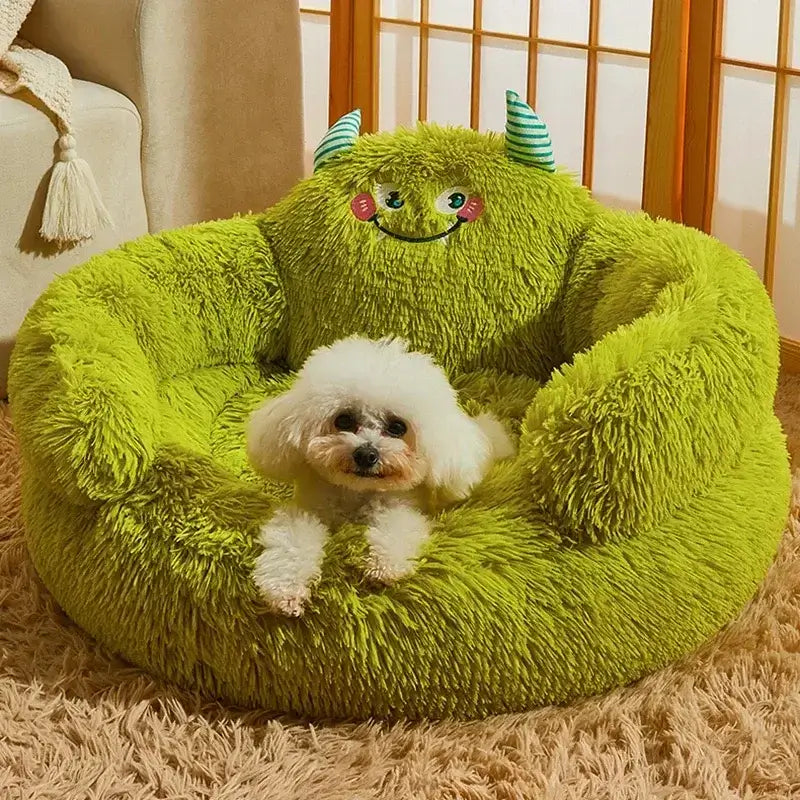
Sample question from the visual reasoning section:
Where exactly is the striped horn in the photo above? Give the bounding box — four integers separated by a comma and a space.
313, 109, 362, 172
504, 90, 555, 173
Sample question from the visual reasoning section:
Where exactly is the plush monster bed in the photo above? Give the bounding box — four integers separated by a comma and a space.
9, 92, 790, 719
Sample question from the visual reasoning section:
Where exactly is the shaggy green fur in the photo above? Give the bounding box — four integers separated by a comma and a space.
9, 124, 790, 719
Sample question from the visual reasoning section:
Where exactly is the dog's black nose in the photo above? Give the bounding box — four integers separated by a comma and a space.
352, 444, 380, 470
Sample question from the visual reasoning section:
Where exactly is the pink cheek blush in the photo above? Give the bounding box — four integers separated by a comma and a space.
459, 196, 484, 222
351, 193, 377, 221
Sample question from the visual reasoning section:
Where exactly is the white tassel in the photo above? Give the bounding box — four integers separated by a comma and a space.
39, 133, 113, 243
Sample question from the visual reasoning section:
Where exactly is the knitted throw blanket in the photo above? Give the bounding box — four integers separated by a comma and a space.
0, 0, 111, 244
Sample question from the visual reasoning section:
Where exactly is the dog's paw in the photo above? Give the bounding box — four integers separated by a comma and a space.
252, 508, 328, 616
257, 588, 309, 618
363, 553, 409, 586
364, 504, 430, 586
253, 546, 312, 616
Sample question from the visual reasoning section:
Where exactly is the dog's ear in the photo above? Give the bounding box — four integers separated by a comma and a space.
246, 390, 305, 482
423, 410, 494, 500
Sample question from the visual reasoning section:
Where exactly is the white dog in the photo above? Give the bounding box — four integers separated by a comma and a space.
246, 336, 515, 616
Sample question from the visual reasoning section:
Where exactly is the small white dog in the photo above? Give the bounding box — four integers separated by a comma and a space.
246, 336, 515, 616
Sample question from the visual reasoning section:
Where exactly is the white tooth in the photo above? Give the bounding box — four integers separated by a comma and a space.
439, 235, 450, 247
377, 231, 387, 240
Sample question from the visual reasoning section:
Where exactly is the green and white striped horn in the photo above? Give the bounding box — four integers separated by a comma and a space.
505, 90, 555, 173
313, 109, 362, 172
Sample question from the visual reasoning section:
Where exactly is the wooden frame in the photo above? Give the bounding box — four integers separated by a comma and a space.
470, 0, 483, 129
681, 0, 720, 230
526, 0, 540, 106
782, 338, 800, 374
642, 0, 690, 221
328, 0, 379, 130
763, 0, 793, 295
373, 18, 648, 56
327, 2, 352, 125
581, 0, 601, 190
418, 0, 430, 122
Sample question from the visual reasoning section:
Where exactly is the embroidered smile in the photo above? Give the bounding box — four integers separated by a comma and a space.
371, 215, 465, 243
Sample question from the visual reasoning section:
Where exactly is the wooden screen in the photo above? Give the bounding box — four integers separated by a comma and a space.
684, 0, 800, 368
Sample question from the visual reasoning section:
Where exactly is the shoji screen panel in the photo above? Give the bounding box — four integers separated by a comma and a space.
377, 0, 668, 213
299, 3, 332, 174
685, 0, 800, 363
774, 76, 800, 345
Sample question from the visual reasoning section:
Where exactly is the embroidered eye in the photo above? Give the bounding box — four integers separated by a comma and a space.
448, 192, 466, 209
334, 412, 359, 432
384, 417, 407, 438
377, 183, 404, 211
435, 187, 471, 215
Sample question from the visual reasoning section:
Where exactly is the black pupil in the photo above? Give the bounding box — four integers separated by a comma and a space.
387, 191, 403, 209
448, 193, 466, 209
334, 413, 358, 432
385, 418, 407, 437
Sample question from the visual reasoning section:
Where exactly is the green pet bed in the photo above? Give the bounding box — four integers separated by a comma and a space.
9, 94, 790, 719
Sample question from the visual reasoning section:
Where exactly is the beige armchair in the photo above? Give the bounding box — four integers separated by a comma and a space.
1, 0, 304, 396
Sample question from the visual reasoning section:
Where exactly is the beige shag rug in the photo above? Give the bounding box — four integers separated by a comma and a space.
2, 378, 800, 799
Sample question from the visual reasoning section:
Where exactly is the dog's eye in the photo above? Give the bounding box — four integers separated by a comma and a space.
385, 417, 407, 438
334, 412, 358, 432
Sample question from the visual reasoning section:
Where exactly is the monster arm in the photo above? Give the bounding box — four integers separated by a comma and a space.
9, 215, 287, 503
522, 210, 779, 543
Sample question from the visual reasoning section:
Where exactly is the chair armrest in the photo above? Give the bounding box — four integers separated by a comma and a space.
9, 215, 286, 502
21, 0, 304, 231
11, 301, 159, 503
523, 212, 780, 543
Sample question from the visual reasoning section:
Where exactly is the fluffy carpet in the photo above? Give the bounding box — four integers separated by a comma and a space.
1, 377, 799, 799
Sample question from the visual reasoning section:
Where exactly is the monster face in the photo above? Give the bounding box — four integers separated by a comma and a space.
264, 93, 595, 377
350, 184, 484, 244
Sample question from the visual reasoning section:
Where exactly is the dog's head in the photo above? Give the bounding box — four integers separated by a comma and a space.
247, 337, 492, 496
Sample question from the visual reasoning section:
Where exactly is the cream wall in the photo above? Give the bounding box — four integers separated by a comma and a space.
299, 0, 800, 341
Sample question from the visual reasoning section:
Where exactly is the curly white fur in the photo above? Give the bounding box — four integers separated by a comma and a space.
247, 336, 515, 615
